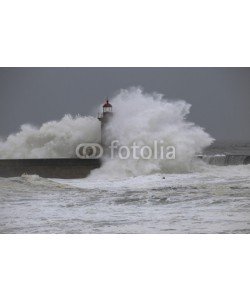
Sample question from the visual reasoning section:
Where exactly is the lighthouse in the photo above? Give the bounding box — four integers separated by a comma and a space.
98, 98, 113, 146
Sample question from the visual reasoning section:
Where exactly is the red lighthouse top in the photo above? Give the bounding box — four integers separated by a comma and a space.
103, 99, 112, 108
102, 99, 112, 113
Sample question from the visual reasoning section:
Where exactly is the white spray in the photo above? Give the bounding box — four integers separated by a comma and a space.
0, 115, 100, 158
0, 87, 213, 176
92, 87, 214, 177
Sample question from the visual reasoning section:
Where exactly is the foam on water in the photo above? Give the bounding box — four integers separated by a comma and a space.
54, 164, 250, 192
1, 88, 249, 233
1, 164, 250, 233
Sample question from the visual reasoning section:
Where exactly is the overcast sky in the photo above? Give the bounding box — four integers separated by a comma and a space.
0, 68, 249, 141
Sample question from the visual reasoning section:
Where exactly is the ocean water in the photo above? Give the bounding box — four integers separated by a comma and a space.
0, 89, 249, 233
1, 159, 250, 234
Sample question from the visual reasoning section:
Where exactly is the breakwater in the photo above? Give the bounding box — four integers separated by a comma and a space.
0, 159, 101, 178
200, 154, 250, 166
0, 155, 250, 179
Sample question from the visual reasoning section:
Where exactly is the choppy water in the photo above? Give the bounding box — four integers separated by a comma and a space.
1, 161, 250, 234
1, 87, 249, 233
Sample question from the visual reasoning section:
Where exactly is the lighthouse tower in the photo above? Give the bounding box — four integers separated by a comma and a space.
98, 98, 113, 145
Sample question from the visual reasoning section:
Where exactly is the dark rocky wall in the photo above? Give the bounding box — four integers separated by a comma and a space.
0, 159, 101, 178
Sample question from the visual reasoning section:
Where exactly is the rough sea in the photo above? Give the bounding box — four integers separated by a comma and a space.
1, 142, 250, 234
0, 89, 249, 233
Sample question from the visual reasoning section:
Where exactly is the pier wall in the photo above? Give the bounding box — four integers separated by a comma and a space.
0, 155, 250, 179
0, 159, 101, 178
201, 155, 250, 166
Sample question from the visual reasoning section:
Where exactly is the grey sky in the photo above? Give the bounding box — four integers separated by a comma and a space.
0, 68, 249, 141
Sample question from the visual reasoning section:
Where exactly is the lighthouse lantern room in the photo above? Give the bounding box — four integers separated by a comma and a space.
103, 99, 112, 113
98, 98, 113, 121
